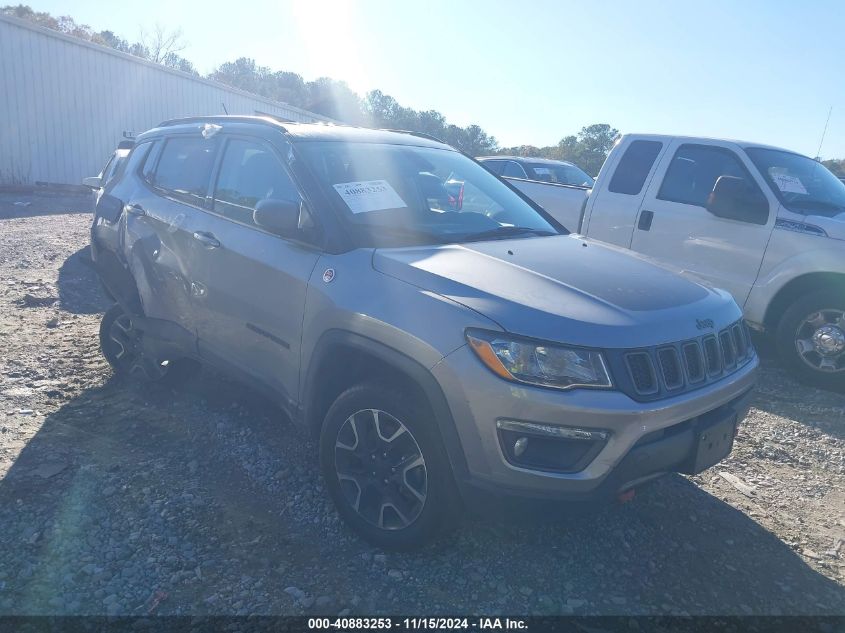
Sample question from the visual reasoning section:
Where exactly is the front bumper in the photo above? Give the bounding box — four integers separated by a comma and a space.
432, 344, 758, 501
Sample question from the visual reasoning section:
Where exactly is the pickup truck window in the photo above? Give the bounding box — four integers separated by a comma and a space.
658, 144, 761, 209
608, 140, 662, 194
298, 142, 559, 246
746, 147, 845, 216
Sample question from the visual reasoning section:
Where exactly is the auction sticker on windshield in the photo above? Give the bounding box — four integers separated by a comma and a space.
771, 173, 808, 195
333, 180, 407, 214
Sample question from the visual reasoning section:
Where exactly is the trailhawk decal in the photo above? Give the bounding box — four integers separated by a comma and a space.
332, 180, 407, 214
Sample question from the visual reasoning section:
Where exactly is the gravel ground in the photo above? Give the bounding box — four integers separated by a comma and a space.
0, 193, 843, 616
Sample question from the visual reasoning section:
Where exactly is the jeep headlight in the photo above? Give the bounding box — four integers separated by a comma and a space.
466, 329, 612, 390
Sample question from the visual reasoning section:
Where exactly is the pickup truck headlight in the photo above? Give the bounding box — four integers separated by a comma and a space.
465, 329, 613, 390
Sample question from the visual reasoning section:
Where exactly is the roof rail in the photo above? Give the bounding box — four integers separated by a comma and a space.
156, 115, 288, 131
382, 129, 447, 145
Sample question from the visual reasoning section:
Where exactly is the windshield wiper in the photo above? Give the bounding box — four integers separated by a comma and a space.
787, 199, 844, 209
785, 199, 845, 215
359, 224, 452, 244
460, 226, 558, 242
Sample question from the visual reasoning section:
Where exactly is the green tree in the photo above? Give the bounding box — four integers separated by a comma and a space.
574, 123, 619, 174
822, 158, 845, 178
305, 77, 367, 124
499, 124, 619, 175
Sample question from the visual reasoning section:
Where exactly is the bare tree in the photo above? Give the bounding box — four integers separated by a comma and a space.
139, 23, 186, 64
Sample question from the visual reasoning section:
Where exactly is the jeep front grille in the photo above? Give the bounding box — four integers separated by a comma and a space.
620, 319, 754, 401
703, 336, 721, 375
732, 323, 748, 359
719, 331, 736, 368
682, 342, 705, 383
625, 352, 658, 395
657, 347, 683, 390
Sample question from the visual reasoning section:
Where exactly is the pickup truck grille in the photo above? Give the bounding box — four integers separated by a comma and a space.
620, 320, 753, 400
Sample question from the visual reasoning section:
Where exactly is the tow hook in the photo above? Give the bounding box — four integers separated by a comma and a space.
617, 488, 636, 504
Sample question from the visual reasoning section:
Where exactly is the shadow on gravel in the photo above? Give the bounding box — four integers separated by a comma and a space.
748, 334, 844, 438
1, 369, 844, 616
57, 247, 112, 315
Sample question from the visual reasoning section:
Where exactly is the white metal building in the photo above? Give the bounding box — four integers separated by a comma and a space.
0, 14, 332, 187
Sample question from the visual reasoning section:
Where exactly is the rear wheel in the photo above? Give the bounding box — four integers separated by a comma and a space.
775, 290, 845, 391
99, 303, 198, 385
319, 383, 460, 550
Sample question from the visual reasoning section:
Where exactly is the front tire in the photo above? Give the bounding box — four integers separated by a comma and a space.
775, 290, 845, 391
319, 383, 460, 550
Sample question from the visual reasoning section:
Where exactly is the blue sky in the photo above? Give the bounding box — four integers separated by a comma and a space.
29, 0, 845, 157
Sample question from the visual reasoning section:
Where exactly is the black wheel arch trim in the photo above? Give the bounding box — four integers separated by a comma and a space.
764, 272, 845, 331
300, 329, 470, 486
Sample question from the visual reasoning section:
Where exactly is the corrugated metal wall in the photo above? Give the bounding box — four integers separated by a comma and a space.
0, 14, 333, 186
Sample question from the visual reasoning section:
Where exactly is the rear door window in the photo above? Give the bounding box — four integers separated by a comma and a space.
152, 136, 218, 206
608, 140, 663, 195
140, 142, 161, 183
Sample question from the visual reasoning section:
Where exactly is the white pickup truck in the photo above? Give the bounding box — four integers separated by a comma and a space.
480, 136, 845, 390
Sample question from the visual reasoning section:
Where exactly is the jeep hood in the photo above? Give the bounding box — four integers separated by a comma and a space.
372, 235, 742, 348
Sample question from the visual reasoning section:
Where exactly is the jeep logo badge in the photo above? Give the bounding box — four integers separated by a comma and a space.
696, 318, 714, 330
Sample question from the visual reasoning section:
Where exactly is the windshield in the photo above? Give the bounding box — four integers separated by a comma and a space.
526, 162, 594, 187
746, 147, 845, 216
297, 142, 561, 245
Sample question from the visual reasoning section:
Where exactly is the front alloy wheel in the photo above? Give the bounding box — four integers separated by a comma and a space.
335, 409, 428, 530
319, 383, 459, 550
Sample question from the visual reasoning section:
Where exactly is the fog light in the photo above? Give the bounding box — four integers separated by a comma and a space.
496, 420, 610, 473
496, 419, 609, 441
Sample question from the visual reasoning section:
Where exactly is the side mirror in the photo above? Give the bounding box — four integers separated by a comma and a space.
706, 176, 769, 225
83, 176, 103, 189
253, 198, 304, 236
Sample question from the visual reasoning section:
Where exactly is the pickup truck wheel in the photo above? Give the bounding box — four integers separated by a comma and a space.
319, 383, 459, 550
776, 291, 845, 391
99, 304, 198, 385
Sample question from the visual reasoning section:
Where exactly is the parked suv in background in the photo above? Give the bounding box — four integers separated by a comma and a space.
82, 140, 134, 206
90, 116, 757, 549
478, 156, 595, 187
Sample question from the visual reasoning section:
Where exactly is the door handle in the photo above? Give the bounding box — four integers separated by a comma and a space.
192, 231, 221, 249
125, 204, 146, 217
638, 210, 654, 231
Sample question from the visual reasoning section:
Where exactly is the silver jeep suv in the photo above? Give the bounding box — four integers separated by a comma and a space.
90, 116, 758, 549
